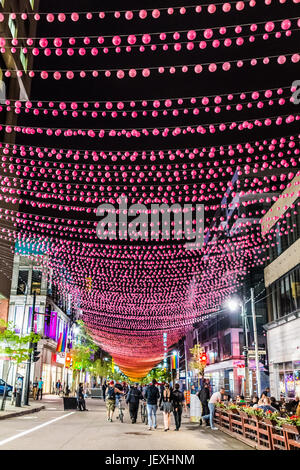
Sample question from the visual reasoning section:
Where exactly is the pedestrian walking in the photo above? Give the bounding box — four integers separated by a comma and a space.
77, 382, 88, 411
171, 383, 185, 431
114, 380, 124, 407
56, 380, 61, 396
159, 383, 173, 431
126, 383, 143, 423
36, 377, 44, 400
32, 377, 38, 400
198, 382, 210, 426
102, 381, 107, 401
106, 380, 124, 422
145, 379, 160, 430
201, 387, 224, 430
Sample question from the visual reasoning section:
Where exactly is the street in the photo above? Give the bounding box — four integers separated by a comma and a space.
0, 396, 251, 450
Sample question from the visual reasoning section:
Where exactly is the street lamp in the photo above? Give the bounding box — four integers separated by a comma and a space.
225, 296, 250, 398
225, 291, 262, 399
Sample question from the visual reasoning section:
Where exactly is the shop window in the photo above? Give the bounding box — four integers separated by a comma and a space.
17, 270, 28, 295
31, 270, 42, 294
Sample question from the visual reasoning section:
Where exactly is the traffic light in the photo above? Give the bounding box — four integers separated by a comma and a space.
200, 352, 208, 365
32, 343, 41, 363
65, 353, 72, 369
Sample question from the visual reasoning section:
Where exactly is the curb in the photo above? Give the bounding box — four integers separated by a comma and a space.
0, 405, 45, 420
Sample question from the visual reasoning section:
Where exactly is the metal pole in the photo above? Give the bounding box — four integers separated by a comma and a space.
184, 339, 189, 391
251, 288, 261, 398
241, 301, 249, 398
24, 291, 36, 406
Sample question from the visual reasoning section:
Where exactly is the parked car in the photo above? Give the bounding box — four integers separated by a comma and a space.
0, 379, 13, 397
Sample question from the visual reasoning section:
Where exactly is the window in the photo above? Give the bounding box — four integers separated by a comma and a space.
223, 333, 231, 358
31, 270, 42, 294
17, 270, 28, 295
268, 265, 300, 321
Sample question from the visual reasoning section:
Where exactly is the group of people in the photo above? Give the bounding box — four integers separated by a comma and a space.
104, 379, 185, 431
32, 377, 44, 400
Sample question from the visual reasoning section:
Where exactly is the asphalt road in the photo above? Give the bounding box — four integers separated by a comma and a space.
0, 395, 251, 450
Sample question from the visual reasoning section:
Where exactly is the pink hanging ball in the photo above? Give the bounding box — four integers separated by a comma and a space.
129, 69, 137, 78
209, 63, 217, 72
139, 10, 147, 19
281, 19, 291, 30
58, 13, 66, 22
236, 2, 245, 10
0, 13, 4, 22
222, 3, 231, 12
187, 30, 197, 40
222, 62, 231, 71
142, 34, 151, 45
41, 71, 48, 79
291, 53, 300, 63
277, 55, 286, 64
71, 12, 79, 22
46, 13, 55, 22
194, 64, 203, 74
265, 21, 274, 32
112, 36, 121, 46
152, 9, 160, 18
128, 35, 136, 45
66, 71, 74, 79
208, 4, 216, 13
125, 11, 133, 20
204, 29, 213, 39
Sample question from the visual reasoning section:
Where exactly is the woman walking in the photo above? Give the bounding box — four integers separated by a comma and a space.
159, 383, 173, 431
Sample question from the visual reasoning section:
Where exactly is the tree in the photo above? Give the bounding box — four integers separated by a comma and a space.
0, 319, 40, 410
189, 344, 207, 388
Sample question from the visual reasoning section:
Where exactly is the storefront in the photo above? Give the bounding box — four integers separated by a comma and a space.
273, 361, 300, 399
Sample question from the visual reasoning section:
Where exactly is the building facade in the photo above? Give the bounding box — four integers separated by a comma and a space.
262, 174, 300, 400
1, 250, 75, 399
0, 0, 39, 317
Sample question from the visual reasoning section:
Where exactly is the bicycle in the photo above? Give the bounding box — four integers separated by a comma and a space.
141, 400, 148, 425
116, 397, 125, 423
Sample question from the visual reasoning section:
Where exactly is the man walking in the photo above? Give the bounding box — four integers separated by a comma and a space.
36, 377, 43, 400
198, 382, 210, 426
171, 383, 185, 431
201, 387, 224, 430
77, 382, 88, 411
102, 380, 107, 401
126, 383, 143, 423
145, 379, 160, 430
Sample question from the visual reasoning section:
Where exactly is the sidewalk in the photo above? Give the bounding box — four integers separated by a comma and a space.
0, 395, 49, 420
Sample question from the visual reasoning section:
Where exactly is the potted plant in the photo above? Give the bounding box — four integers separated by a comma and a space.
263, 410, 280, 426
281, 415, 300, 434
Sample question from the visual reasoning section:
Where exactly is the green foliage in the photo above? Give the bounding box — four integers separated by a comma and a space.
189, 344, 206, 376
0, 319, 40, 364
139, 367, 172, 385
71, 344, 95, 371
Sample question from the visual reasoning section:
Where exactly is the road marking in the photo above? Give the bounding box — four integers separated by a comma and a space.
0, 412, 75, 447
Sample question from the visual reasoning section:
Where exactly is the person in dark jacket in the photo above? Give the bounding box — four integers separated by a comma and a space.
198, 382, 210, 425
171, 383, 185, 431
145, 379, 160, 430
126, 383, 143, 423
77, 383, 88, 411
102, 381, 107, 401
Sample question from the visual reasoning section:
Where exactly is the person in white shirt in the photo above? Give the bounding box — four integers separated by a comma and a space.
201, 387, 225, 430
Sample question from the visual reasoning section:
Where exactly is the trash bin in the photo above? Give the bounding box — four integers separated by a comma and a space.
63, 397, 78, 410
15, 391, 22, 407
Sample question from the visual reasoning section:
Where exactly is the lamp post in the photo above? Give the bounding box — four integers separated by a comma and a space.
23, 291, 36, 406
227, 297, 250, 398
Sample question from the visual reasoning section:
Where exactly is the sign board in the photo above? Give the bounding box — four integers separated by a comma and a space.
237, 368, 245, 377
248, 350, 266, 356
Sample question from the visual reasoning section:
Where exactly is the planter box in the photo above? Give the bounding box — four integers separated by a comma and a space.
270, 426, 288, 450
63, 397, 78, 410
282, 423, 300, 450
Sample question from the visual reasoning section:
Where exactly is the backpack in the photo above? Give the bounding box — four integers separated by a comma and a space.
107, 387, 116, 400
